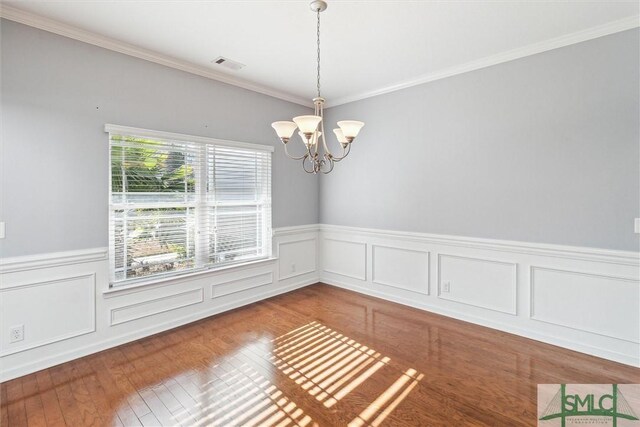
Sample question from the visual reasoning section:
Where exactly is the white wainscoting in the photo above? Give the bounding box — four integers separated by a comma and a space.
211, 269, 274, 298
0, 273, 96, 356
1, 222, 638, 381
110, 288, 205, 326
530, 267, 639, 343
372, 245, 430, 295
319, 224, 640, 366
0, 225, 320, 381
438, 254, 517, 315
322, 238, 367, 281
278, 238, 317, 281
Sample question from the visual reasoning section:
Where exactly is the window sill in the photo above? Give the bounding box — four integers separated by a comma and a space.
102, 257, 278, 298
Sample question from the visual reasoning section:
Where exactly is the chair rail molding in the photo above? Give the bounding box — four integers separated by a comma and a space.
318, 224, 640, 266
0, 247, 108, 274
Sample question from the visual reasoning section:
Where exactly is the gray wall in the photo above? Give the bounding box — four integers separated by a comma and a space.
322, 29, 640, 251
0, 20, 318, 257
2, 20, 638, 256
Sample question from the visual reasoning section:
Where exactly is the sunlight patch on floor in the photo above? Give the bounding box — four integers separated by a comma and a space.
348, 368, 424, 426
121, 321, 422, 426
152, 358, 318, 427
271, 321, 423, 416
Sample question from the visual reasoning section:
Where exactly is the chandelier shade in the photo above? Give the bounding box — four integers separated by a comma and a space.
333, 128, 347, 144
271, 121, 298, 140
298, 131, 322, 147
293, 115, 323, 135
271, 0, 364, 174
337, 121, 365, 140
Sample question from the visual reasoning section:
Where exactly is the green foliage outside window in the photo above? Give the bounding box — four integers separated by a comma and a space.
110, 136, 195, 193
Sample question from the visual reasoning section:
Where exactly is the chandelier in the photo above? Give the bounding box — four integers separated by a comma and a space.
271, 0, 364, 174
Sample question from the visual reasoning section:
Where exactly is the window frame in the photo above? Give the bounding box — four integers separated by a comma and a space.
106, 124, 274, 288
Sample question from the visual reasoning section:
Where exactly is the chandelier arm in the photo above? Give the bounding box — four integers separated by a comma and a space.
330, 142, 351, 162
283, 143, 308, 161
308, 141, 316, 159
319, 116, 332, 158
320, 156, 335, 174
302, 155, 316, 174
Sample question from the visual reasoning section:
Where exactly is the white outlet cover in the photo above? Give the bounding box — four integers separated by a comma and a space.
0, 222, 5, 239
635, 218, 640, 234
10, 325, 24, 343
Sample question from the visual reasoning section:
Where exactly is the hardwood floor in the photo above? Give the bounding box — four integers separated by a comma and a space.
2, 283, 638, 426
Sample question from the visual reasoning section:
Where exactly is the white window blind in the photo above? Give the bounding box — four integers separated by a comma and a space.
107, 125, 272, 285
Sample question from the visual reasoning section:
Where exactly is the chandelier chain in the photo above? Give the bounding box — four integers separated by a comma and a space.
316, 10, 321, 98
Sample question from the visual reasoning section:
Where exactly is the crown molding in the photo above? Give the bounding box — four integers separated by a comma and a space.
1, 5, 637, 109
0, 4, 312, 107
327, 15, 640, 107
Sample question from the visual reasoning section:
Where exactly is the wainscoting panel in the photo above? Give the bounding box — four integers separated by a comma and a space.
110, 288, 205, 326
438, 254, 517, 315
211, 270, 273, 298
278, 237, 317, 281
0, 274, 96, 356
531, 267, 639, 343
322, 238, 367, 280
318, 224, 640, 366
372, 245, 430, 295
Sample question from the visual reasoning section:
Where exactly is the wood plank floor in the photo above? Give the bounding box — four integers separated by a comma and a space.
2, 283, 638, 426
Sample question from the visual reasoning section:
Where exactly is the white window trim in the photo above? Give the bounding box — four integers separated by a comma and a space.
104, 124, 275, 153
106, 124, 273, 288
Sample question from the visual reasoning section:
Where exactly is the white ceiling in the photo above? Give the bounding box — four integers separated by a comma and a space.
2, 0, 639, 106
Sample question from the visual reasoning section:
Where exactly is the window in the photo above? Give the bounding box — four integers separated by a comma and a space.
107, 125, 272, 285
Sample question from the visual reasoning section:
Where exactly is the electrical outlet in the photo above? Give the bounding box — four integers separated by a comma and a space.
442, 282, 451, 293
635, 218, 640, 234
291, 263, 296, 273
10, 325, 24, 343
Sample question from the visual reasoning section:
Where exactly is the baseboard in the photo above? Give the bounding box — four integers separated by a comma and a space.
0, 277, 318, 382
